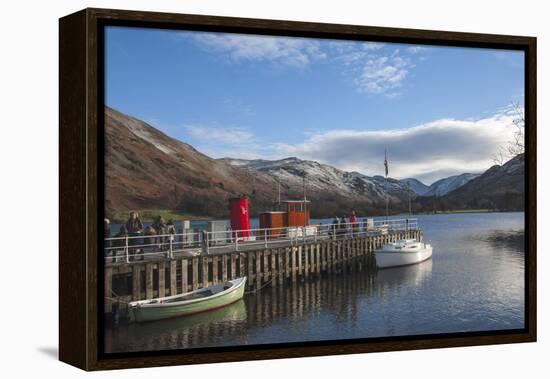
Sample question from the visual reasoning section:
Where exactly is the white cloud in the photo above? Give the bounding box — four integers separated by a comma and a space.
191, 32, 326, 67
184, 125, 254, 145
271, 109, 520, 184
353, 55, 412, 97
188, 32, 428, 97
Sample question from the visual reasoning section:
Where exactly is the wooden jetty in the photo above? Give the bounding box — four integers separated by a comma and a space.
104, 229, 422, 315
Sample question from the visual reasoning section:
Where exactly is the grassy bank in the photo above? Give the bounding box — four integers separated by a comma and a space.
107, 209, 210, 224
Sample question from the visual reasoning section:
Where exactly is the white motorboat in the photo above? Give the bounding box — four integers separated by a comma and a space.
375, 238, 432, 268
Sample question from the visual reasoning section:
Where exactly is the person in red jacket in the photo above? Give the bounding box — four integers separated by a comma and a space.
349, 210, 358, 223
349, 211, 359, 234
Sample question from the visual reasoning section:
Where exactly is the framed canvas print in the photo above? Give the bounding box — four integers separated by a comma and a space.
59, 8, 536, 371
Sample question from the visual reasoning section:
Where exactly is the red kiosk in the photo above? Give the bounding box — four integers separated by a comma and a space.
228, 197, 251, 238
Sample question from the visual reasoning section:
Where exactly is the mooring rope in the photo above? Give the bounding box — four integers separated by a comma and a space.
245, 276, 276, 294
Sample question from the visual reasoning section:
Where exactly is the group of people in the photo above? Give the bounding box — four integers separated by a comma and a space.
329, 211, 359, 236
104, 212, 178, 257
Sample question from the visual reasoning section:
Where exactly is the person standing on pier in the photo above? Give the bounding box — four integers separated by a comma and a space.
330, 216, 340, 239
349, 211, 358, 234
125, 212, 143, 258
152, 216, 167, 251
126, 212, 143, 235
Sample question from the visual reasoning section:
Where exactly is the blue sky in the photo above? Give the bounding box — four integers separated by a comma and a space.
105, 26, 524, 184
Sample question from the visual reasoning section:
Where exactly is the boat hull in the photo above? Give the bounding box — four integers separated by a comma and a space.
130, 277, 247, 323
375, 246, 432, 269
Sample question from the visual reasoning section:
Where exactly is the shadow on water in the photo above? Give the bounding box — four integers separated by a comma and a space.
105, 258, 434, 353
482, 230, 525, 251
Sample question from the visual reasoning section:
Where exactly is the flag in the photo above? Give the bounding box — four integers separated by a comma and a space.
384, 149, 389, 177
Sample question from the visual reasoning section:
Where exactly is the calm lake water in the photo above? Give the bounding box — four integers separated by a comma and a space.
104, 212, 525, 353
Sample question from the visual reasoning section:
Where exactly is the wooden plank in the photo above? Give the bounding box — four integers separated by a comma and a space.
239, 253, 245, 279
248, 252, 254, 285
285, 248, 290, 279
304, 245, 309, 279
170, 260, 177, 296
158, 262, 165, 298
278, 248, 284, 285
291, 247, 297, 282
201, 257, 208, 288
263, 250, 269, 282
132, 265, 141, 301
212, 255, 219, 285
192, 257, 198, 291
182, 259, 188, 293
316, 244, 321, 275
271, 250, 277, 282
222, 254, 228, 282
256, 251, 262, 287
145, 264, 153, 299
230, 254, 236, 279
297, 246, 302, 276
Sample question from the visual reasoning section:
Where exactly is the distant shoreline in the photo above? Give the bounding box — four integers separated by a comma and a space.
406, 209, 524, 216
107, 208, 524, 224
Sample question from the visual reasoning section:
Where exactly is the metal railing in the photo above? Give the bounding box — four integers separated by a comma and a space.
103, 217, 418, 263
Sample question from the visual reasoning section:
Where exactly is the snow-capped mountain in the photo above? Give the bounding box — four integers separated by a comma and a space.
105, 106, 524, 217
219, 157, 412, 202
442, 154, 524, 210
399, 178, 430, 196
423, 173, 480, 197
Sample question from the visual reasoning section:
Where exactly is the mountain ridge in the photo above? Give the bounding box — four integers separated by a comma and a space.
105, 107, 524, 218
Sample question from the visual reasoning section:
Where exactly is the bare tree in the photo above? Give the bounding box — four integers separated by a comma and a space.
493, 101, 524, 165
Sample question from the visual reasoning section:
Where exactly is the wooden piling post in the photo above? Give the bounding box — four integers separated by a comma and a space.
256, 251, 262, 287
316, 244, 321, 276
158, 262, 165, 298
304, 245, 309, 280
298, 246, 303, 279
170, 260, 177, 296
239, 253, 245, 279
278, 248, 284, 285
212, 256, 218, 285
264, 250, 270, 282
201, 257, 209, 288
182, 259, 188, 293
271, 250, 277, 283
248, 252, 254, 286
222, 254, 228, 282
145, 263, 153, 299
230, 253, 236, 279
291, 247, 297, 282
192, 257, 198, 291
132, 265, 141, 300
285, 247, 292, 279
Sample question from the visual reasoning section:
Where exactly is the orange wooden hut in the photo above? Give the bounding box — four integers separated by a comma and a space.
259, 200, 311, 238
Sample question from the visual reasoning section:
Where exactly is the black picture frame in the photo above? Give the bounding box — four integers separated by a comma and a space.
59, 8, 537, 371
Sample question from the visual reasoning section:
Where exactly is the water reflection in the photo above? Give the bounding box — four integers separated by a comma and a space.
376, 259, 433, 289
105, 213, 525, 353
106, 260, 435, 353
105, 300, 248, 353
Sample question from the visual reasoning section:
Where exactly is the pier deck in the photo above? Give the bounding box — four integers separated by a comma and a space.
104, 228, 422, 315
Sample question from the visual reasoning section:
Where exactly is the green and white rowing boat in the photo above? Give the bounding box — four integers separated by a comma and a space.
129, 276, 247, 323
